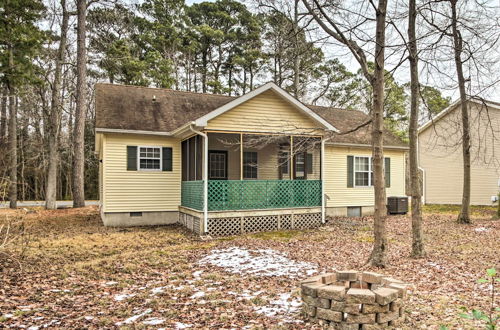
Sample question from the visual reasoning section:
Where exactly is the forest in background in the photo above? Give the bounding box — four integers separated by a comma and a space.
1, 0, 483, 203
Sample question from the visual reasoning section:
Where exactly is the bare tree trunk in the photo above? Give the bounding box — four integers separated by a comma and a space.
0, 86, 7, 145
72, 0, 86, 208
450, 0, 471, 224
8, 48, 17, 208
46, 0, 69, 210
408, 0, 425, 257
367, 0, 388, 267
300, 0, 390, 266
292, 0, 300, 97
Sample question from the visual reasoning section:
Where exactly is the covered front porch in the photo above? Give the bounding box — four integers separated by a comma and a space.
179, 131, 326, 236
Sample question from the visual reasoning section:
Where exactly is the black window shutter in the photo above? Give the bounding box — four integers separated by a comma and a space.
127, 146, 137, 171
162, 147, 173, 171
347, 155, 354, 188
306, 153, 313, 174
385, 157, 391, 187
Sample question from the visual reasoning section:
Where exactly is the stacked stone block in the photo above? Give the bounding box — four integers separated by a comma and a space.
300, 271, 409, 329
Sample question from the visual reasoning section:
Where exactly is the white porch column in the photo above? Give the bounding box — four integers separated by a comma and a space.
321, 137, 326, 223
290, 135, 294, 180
240, 133, 243, 180
189, 125, 209, 234
203, 133, 208, 232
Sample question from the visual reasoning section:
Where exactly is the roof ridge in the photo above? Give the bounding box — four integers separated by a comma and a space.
95, 82, 238, 98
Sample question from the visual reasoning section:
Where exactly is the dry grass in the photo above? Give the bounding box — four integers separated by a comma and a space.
0, 206, 498, 329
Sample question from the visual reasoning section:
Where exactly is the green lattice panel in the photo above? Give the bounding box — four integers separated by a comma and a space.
207, 180, 321, 211
181, 180, 204, 210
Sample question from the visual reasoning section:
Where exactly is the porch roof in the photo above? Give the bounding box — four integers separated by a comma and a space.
95, 83, 407, 148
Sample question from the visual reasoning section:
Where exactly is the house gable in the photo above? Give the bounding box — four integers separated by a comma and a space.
205, 89, 329, 134
199, 83, 337, 134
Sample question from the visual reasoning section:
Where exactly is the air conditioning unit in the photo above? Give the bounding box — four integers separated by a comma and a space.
387, 196, 408, 215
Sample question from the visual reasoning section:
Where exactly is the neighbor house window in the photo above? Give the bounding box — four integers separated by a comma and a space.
354, 156, 373, 187
243, 151, 258, 179
139, 146, 161, 170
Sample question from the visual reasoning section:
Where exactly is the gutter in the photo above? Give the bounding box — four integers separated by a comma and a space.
188, 124, 208, 234
95, 127, 172, 136
326, 142, 409, 150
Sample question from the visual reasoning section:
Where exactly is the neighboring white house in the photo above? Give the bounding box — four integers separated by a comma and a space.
418, 99, 500, 205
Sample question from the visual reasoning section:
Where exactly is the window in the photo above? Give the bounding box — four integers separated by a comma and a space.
279, 151, 289, 175
243, 151, 258, 179
209, 151, 227, 179
354, 156, 373, 187
139, 147, 161, 170
295, 153, 305, 179
306, 153, 313, 174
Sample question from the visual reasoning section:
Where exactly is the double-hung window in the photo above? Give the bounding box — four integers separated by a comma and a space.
139, 146, 161, 170
209, 151, 227, 179
243, 151, 258, 179
354, 156, 373, 187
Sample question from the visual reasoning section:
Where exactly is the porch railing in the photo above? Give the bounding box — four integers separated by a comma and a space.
181, 180, 322, 211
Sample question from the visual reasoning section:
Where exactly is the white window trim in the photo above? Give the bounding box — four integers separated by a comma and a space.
354, 156, 373, 188
138, 146, 162, 171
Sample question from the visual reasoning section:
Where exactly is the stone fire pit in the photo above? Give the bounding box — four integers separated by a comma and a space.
300, 270, 409, 329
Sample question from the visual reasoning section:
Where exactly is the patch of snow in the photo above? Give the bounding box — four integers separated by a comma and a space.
192, 270, 203, 278
27, 326, 39, 330
172, 285, 185, 291
239, 290, 264, 300
104, 281, 118, 286
114, 293, 136, 301
143, 317, 165, 325
474, 227, 490, 232
427, 262, 445, 270
41, 320, 60, 328
198, 247, 317, 278
2, 313, 14, 319
254, 293, 302, 321
84, 316, 94, 321
115, 309, 152, 326
190, 291, 206, 299
175, 322, 193, 329
151, 286, 167, 295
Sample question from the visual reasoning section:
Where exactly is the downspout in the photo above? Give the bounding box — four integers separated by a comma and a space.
189, 124, 208, 234
321, 135, 335, 223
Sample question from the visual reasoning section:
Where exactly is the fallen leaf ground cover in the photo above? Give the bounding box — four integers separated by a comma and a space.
0, 206, 498, 329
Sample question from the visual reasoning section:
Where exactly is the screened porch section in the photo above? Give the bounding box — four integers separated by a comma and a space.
180, 132, 322, 212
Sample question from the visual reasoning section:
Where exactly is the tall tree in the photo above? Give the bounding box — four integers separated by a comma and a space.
408, 0, 425, 257
449, 0, 471, 224
0, 0, 45, 208
72, 0, 87, 208
137, 0, 184, 88
260, 4, 323, 98
302, 0, 390, 266
45, 0, 70, 209
88, 4, 149, 86
0, 86, 6, 144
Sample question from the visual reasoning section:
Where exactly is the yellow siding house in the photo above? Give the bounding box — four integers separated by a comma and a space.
95, 82, 408, 235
